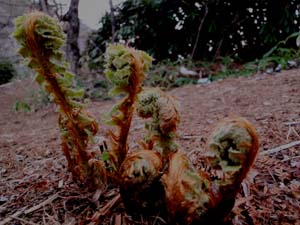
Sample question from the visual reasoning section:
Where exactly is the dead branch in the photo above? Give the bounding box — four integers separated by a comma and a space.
0, 192, 60, 225
0, 207, 26, 225
24, 193, 59, 215
260, 141, 300, 155
9, 215, 38, 225
191, 4, 208, 59
284, 121, 300, 126
89, 194, 121, 223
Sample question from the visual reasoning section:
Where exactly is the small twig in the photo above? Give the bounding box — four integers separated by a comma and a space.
284, 121, 300, 126
283, 155, 300, 162
234, 196, 253, 208
9, 215, 38, 225
89, 194, 121, 223
260, 141, 300, 155
267, 167, 276, 182
151, 213, 167, 225
287, 126, 300, 140
180, 135, 202, 140
114, 214, 122, 225
187, 149, 199, 157
24, 193, 60, 215
0, 207, 26, 225
99, 193, 121, 216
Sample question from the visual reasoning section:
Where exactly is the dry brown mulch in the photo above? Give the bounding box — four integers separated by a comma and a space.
0, 70, 300, 224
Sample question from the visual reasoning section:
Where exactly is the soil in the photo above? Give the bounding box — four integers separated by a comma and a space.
0, 70, 300, 225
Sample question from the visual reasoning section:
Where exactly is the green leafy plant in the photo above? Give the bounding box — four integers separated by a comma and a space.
258, 31, 300, 71
29, 88, 50, 110
14, 12, 259, 225
13, 100, 31, 112
146, 60, 182, 89
0, 59, 17, 85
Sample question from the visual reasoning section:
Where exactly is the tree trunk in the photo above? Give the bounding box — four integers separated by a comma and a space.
39, 0, 49, 14
62, 0, 80, 74
109, 0, 116, 43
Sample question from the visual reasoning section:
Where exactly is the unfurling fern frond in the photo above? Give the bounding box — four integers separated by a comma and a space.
136, 88, 180, 159
104, 44, 153, 169
162, 117, 259, 225
13, 12, 105, 187
207, 117, 259, 199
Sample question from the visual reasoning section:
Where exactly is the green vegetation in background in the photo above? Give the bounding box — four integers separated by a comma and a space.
144, 31, 300, 87
13, 100, 31, 112
258, 31, 300, 71
0, 59, 17, 85
88, 0, 300, 67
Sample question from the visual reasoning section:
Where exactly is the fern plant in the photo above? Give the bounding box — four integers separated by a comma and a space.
14, 12, 259, 225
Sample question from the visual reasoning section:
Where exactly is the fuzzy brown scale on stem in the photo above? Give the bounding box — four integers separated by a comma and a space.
24, 13, 89, 174
119, 149, 163, 212
161, 150, 214, 225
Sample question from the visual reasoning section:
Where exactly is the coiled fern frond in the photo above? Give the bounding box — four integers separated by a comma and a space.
208, 117, 259, 198
136, 88, 180, 158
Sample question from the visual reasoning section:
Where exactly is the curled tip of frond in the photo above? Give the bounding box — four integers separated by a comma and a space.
119, 150, 163, 186
207, 117, 259, 180
161, 150, 213, 224
104, 44, 153, 90
14, 11, 65, 55
136, 88, 180, 134
136, 88, 161, 118
14, 12, 85, 112
157, 93, 180, 134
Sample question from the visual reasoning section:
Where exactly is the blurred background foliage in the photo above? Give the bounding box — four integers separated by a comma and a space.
0, 59, 17, 85
87, 0, 300, 70
1, 0, 300, 101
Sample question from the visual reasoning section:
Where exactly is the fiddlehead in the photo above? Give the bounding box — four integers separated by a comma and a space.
136, 88, 180, 159
207, 117, 259, 199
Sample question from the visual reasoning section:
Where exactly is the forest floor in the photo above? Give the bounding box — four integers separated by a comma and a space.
0, 69, 300, 225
